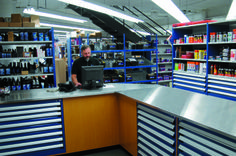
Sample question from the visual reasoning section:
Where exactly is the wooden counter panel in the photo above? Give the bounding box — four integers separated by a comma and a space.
118, 94, 137, 156
63, 94, 120, 153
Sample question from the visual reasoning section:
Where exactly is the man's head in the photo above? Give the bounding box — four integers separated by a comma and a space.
81, 45, 91, 61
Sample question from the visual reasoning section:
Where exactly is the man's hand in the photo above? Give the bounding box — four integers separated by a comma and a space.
75, 82, 82, 87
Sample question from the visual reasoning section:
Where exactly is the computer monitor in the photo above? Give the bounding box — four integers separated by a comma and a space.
81, 65, 104, 89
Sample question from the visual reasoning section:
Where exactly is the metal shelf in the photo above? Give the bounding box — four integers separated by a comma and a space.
0, 27, 51, 30
173, 43, 206, 46
0, 57, 53, 61
158, 62, 172, 65
0, 73, 54, 78
173, 23, 207, 29
126, 65, 156, 69
158, 80, 172, 83
208, 60, 236, 63
72, 54, 80, 56
158, 53, 172, 56
104, 67, 124, 70
174, 58, 206, 62
92, 50, 124, 53
0, 41, 52, 45
158, 44, 171, 46
158, 71, 172, 74
208, 42, 236, 45
151, 53, 172, 56
125, 49, 156, 52
126, 80, 157, 84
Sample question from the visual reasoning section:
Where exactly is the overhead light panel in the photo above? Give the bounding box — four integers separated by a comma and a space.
23, 8, 87, 23
152, 0, 190, 23
40, 23, 101, 32
58, 0, 143, 23
226, 0, 236, 21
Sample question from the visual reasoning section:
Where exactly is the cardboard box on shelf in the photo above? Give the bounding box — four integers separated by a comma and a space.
23, 22, 35, 27
11, 14, 22, 23
0, 17, 4, 22
21, 71, 29, 75
77, 33, 85, 37
9, 22, 22, 27
8, 31, 14, 41
30, 15, 40, 27
95, 32, 102, 37
55, 58, 67, 86
22, 17, 30, 23
89, 32, 96, 37
23, 52, 32, 57
0, 22, 8, 27
176, 46, 186, 58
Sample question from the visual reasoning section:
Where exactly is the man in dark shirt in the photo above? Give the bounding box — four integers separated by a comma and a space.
71, 45, 100, 87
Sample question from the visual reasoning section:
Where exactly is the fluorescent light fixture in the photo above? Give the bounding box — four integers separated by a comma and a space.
226, 0, 236, 20
58, 0, 143, 23
166, 30, 172, 34
130, 29, 151, 36
23, 8, 87, 23
40, 23, 101, 32
152, 0, 190, 23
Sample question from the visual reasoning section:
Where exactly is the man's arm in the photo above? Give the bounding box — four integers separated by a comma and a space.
71, 74, 81, 86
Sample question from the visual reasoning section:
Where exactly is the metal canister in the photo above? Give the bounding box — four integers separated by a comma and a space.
184, 35, 188, 43
20, 32, 24, 41
39, 32, 44, 41
223, 32, 227, 42
32, 32, 37, 41
228, 32, 233, 42
24, 32, 28, 41
233, 29, 236, 42
194, 50, 199, 59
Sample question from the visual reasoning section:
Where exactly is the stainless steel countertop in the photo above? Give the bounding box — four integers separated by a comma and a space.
118, 86, 236, 138
1, 83, 236, 138
0, 84, 157, 104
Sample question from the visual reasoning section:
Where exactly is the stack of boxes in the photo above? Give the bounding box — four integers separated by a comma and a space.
0, 14, 40, 28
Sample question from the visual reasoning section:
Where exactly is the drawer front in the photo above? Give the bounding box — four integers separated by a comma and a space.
178, 119, 236, 156
137, 104, 176, 156
0, 100, 65, 156
173, 72, 206, 94
208, 76, 236, 101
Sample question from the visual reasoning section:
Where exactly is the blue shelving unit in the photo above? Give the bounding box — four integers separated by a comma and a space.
68, 34, 159, 84
0, 27, 56, 89
172, 21, 236, 101
147, 35, 173, 86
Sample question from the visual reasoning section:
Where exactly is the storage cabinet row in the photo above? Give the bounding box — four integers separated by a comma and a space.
172, 21, 236, 101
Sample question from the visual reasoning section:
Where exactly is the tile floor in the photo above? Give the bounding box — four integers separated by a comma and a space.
61, 146, 132, 156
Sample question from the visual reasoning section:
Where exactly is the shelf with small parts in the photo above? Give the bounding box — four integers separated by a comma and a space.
0, 27, 56, 91
68, 34, 159, 84
147, 35, 172, 86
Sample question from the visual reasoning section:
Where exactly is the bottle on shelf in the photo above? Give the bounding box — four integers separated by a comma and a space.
16, 78, 21, 90
210, 64, 214, 74
5, 63, 11, 75
11, 78, 16, 91
0, 63, 5, 76
214, 64, 218, 75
